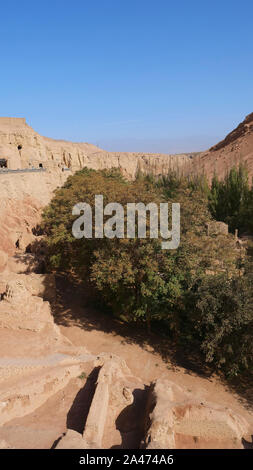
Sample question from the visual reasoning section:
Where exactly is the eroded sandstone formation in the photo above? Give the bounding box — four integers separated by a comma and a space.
0, 255, 95, 430
0, 117, 190, 176
0, 254, 252, 449
190, 112, 253, 182
0, 115, 252, 449
0, 117, 190, 263
0, 113, 252, 264
56, 353, 145, 449
144, 379, 250, 449
0, 170, 69, 260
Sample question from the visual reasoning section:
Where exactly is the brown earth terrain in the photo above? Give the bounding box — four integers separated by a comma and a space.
0, 115, 252, 449
0, 117, 190, 261
0, 113, 252, 261
190, 112, 253, 182
0, 253, 252, 449
0, 116, 190, 176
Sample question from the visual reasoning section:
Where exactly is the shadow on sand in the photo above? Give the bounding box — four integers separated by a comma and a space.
47, 273, 253, 411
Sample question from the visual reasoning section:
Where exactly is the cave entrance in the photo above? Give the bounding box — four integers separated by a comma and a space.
39, 163, 43, 168
0, 158, 7, 168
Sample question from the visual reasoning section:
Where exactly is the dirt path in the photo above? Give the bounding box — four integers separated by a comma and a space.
53, 275, 253, 427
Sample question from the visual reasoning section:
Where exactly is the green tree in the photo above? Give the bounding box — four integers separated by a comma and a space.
209, 165, 251, 233
42, 167, 250, 378
192, 270, 253, 376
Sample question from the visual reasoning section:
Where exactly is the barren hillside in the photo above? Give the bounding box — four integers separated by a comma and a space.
191, 113, 253, 182
1, 113, 253, 264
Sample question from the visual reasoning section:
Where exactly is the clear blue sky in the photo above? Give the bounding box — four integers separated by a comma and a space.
1, 0, 252, 153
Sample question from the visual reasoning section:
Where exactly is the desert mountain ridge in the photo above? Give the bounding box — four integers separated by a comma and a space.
191, 112, 253, 182
210, 112, 253, 152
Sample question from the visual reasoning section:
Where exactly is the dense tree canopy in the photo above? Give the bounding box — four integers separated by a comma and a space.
209, 165, 253, 234
42, 167, 252, 377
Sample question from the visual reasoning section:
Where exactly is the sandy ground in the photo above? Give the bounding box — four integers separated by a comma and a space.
0, 273, 252, 449
54, 276, 253, 429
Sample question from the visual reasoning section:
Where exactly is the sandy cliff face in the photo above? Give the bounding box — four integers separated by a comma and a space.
0, 113, 253, 263
0, 117, 190, 176
0, 117, 101, 170
0, 171, 69, 261
0, 117, 190, 262
191, 113, 253, 182
1, 113, 253, 179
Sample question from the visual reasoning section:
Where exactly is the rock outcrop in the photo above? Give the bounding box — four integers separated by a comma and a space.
0, 261, 252, 449
1, 113, 252, 263
55, 365, 252, 450
0, 117, 190, 176
210, 113, 253, 152
1, 114, 253, 185
206, 221, 229, 236
0, 117, 190, 263
0, 171, 69, 260
144, 379, 251, 449
0, 115, 253, 449
0, 266, 96, 428
191, 112, 253, 182
56, 353, 145, 449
